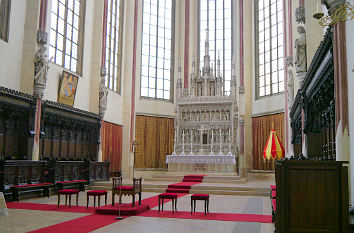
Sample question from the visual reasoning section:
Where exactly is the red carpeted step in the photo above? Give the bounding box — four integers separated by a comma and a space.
166, 188, 190, 193
168, 184, 192, 189
182, 179, 203, 182
184, 175, 205, 179
95, 203, 150, 216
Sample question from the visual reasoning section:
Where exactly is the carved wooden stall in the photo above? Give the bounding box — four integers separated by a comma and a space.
290, 28, 335, 160
275, 159, 348, 233
290, 91, 302, 158
86, 161, 110, 183
40, 100, 101, 161
0, 87, 33, 160
0, 160, 50, 198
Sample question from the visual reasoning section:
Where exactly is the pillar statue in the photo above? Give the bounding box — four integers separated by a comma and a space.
295, 26, 307, 74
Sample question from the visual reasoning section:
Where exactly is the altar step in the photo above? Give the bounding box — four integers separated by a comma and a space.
90, 181, 270, 196
144, 174, 246, 184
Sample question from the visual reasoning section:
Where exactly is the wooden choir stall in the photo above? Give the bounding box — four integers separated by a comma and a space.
0, 87, 111, 200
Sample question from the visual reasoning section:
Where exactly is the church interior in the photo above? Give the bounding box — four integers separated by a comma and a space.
0, 0, 354, 232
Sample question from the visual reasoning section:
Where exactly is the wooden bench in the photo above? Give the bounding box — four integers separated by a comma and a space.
56, 179, 87, 191
47, 160, 87, 191
1, 160, 52, 201
10, 183, 53, 201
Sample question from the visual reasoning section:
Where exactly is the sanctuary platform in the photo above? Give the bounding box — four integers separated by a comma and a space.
91, 172, 274, 197
95, 203, 150, 216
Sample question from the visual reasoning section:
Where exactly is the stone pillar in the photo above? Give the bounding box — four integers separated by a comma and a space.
183, 0, 190, 96
239, 118, 245, 176
32, 0, 49, 161
97, 0, 109, 163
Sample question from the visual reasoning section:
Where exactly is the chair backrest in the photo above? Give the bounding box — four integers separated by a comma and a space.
112, 176, 122, 188
133, 177, 142, 192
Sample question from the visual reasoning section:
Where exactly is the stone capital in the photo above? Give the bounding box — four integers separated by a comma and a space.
238, 86, 245, 94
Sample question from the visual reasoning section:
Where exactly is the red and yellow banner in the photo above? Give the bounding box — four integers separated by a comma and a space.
263, 130, 285, 160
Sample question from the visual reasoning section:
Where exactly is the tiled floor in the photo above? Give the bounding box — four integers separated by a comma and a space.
0, 178, 275, 233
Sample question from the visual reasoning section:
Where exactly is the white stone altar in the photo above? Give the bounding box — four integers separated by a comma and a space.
168, 28, 239, 173
166, 154, 236, 173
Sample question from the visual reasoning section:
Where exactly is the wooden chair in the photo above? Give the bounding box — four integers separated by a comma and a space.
112, 177, 142, 207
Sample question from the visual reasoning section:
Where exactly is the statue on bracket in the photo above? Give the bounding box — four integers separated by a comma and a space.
99, 77, 108, 117
295, 26, 307, 74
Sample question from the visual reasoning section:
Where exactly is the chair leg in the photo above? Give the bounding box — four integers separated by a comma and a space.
69, 194, 72, 208
105, 193, 107, 205
132, 194, 135, 207
76, 193, 79, 207
162, 198, 164, 211
204, 200, 207, 215
87, 195, 89, 208
65, 194, 68, 206
207, 199, 209, 213
158, 197, 161, 213
139, 192, 142, 205
57, 193, 60, 208
94, 196, 96, 207
98, 195, 101, 207
112, 193, 115, 206
119, 194, 122, 204
175, 198, 177, 212
194, 200, 196, 213
172, 199, 174, 214
191, 198, 193, 214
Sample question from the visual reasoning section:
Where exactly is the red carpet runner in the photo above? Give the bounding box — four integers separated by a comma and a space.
6, 174, 272, 232
166, 175, 205, 193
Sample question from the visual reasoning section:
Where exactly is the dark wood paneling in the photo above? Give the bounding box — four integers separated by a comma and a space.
275, 159, 348, 233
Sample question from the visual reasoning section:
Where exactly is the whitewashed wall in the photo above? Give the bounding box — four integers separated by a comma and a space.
0, 1, 26, 90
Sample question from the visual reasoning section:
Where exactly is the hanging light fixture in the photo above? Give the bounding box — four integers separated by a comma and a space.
316, 2, 354, 26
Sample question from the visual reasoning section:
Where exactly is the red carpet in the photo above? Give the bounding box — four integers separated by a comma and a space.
165, 176, 204, 193
95, 203, 150, 215
27, 213, 120, 233
137, 209, 272, 223
166, 188, 190, 193
12, 175, 273, 232
7, 202, 95, 214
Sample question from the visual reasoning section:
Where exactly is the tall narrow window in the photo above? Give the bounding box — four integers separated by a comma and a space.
0, 0, 11, 42
199, 0, 232, 95
49, 0, 85, 74
141, 0, 173, 100
256, 0, 284, 97
106, 0, 123, 93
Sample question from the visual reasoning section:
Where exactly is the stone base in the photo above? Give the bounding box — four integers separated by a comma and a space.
168, 163, 235, 173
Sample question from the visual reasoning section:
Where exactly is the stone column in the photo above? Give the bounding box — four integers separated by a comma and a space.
97, 0, 109, 163
183, 0, 190, 96
239, 118, 245, 176
32, 0, 49, 161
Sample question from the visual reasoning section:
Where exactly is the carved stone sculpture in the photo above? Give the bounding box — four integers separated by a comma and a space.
287, 70, 294, 111
99, 77, 108, 118
295, 6, 306, 24
33, 44, 49, 99
295, 26, 307, 74
286, 56, 293, 67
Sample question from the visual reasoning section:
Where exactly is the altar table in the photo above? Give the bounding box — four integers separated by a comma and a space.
166, 154, 236, 173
